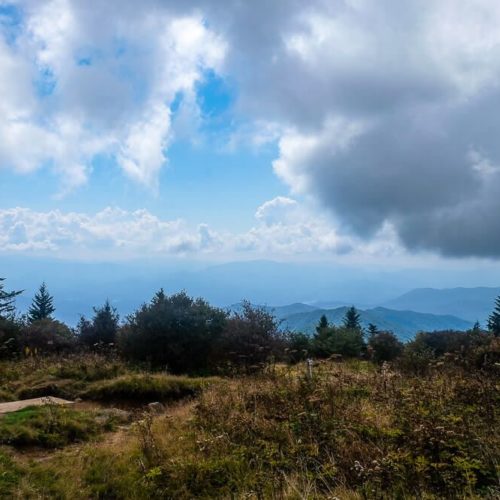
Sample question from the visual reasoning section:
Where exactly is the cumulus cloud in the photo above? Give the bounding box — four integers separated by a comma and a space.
3, 0, 500, 257
205, 0, 500, 258
0, 0, 226, 190
0, 200, 400, 259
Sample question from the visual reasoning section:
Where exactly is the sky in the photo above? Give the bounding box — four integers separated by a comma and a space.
2, 0, 500, 275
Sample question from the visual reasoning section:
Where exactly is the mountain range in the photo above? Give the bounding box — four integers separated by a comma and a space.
231, 303, 474, 341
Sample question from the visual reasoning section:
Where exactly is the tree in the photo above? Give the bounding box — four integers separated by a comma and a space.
120, 290, 227, 373
78, 299, 119, 347
316, 314, 329, 333
0, 278, 22, 319
28, 282, 55, 322
367, 323, 379, 338
286, 332, 311, 363
487, 295, 500, 337
214, 301, 285, 372
19, 318, 75, 354
312, 325, 365, 358
368, 330, 403, 363
343, 306, 362, 331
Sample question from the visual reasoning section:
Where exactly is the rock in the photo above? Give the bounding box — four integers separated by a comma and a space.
147, 402, 164, 414
96, 408, 132, 424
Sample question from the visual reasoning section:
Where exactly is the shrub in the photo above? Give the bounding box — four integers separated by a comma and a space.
212, 301, 286, 372
119, 290, 227, 373
312, 326, 365, 358
0, 317, 20, 359
19, 319, 75, 355
368, 330, 403, 363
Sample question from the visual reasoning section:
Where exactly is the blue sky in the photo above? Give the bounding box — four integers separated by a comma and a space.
2, 0, 500, 269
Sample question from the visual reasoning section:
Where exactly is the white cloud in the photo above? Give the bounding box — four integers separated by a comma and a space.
0, 1, 226, 191
0, 201, 404, 260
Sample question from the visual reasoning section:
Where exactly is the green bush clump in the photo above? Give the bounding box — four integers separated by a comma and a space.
81, 374, 218, 402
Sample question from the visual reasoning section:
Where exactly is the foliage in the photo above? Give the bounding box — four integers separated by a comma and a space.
120, 290, 227, 373
0, 278, 22, 319
316, 314, 328, 333
312, 325, 365, 358
78, 299, 119, 348
28, 282, 55, 323
19, 318, 75, 355
0, 317, 21, 359
213, 301, 285, 373
343, 306, 362, 331
487, 295, 500, 336
286, 332, 311, 363
368, 330, 403, 363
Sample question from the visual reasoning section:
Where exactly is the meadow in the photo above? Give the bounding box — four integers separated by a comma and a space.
0, 353, 498, 499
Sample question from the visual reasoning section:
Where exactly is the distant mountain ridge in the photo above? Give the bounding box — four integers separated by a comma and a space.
230, 302, 473, 341
383, 287, 500, 323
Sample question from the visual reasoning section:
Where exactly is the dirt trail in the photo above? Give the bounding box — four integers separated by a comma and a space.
0, 396, 73, 414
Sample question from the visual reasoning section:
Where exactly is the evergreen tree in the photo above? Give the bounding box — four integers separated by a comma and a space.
343, 306, 362, 331
471, 321, 481, 333
316, 314, 329, 333
0, 277, 22, 319
367, 323, 379, 338
487, 295, 500, 337
92, 300, 119, 344
28, 282, 55, 322
79, 299, 119, 346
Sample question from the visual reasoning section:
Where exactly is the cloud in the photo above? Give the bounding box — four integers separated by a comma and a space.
0, 200, 401, 260
3, 1, 500, 257
0, 0, 226, 191
203, 0, 500, 258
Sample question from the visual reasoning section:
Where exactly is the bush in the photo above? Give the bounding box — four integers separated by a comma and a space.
312, 326, 365, 358
0, 317, 20, 358
213, 301, 286, 372
19, 319, 75, 355
119, 290, 227, 373
368, 330, 403, 363
285, 332, 311, 363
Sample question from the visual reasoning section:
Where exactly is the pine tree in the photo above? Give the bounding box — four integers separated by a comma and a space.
316, 314, 329, 333
487, 295, 500, 337
0, 277, 22, 319
343, 306, 362, 331
28, 282, 55, 322
91, 299, 119, 345
367, 323, 379, 338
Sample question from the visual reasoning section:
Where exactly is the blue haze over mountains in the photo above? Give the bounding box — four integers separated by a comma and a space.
3, 256, 499, 338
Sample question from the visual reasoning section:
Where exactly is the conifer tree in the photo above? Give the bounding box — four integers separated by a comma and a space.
0, 277, 22, 319
367, 323, 379, 337
28, 282, 55, 322
316, 314, 329, 333
343, 306, 362, 331
487, 295, 500, 337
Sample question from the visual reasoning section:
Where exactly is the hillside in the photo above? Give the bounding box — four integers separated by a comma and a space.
384, 287, 500, 323
281, 306, 473, 341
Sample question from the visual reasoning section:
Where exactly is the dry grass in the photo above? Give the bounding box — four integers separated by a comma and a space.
0, 358, 498, 498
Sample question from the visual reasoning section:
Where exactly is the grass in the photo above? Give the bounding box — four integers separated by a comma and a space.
0, 404, 125, 448
81, 373, 219, 403
0, 356, 498, 498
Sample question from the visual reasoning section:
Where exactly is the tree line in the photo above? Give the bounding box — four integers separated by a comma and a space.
1, 278, 499, 374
